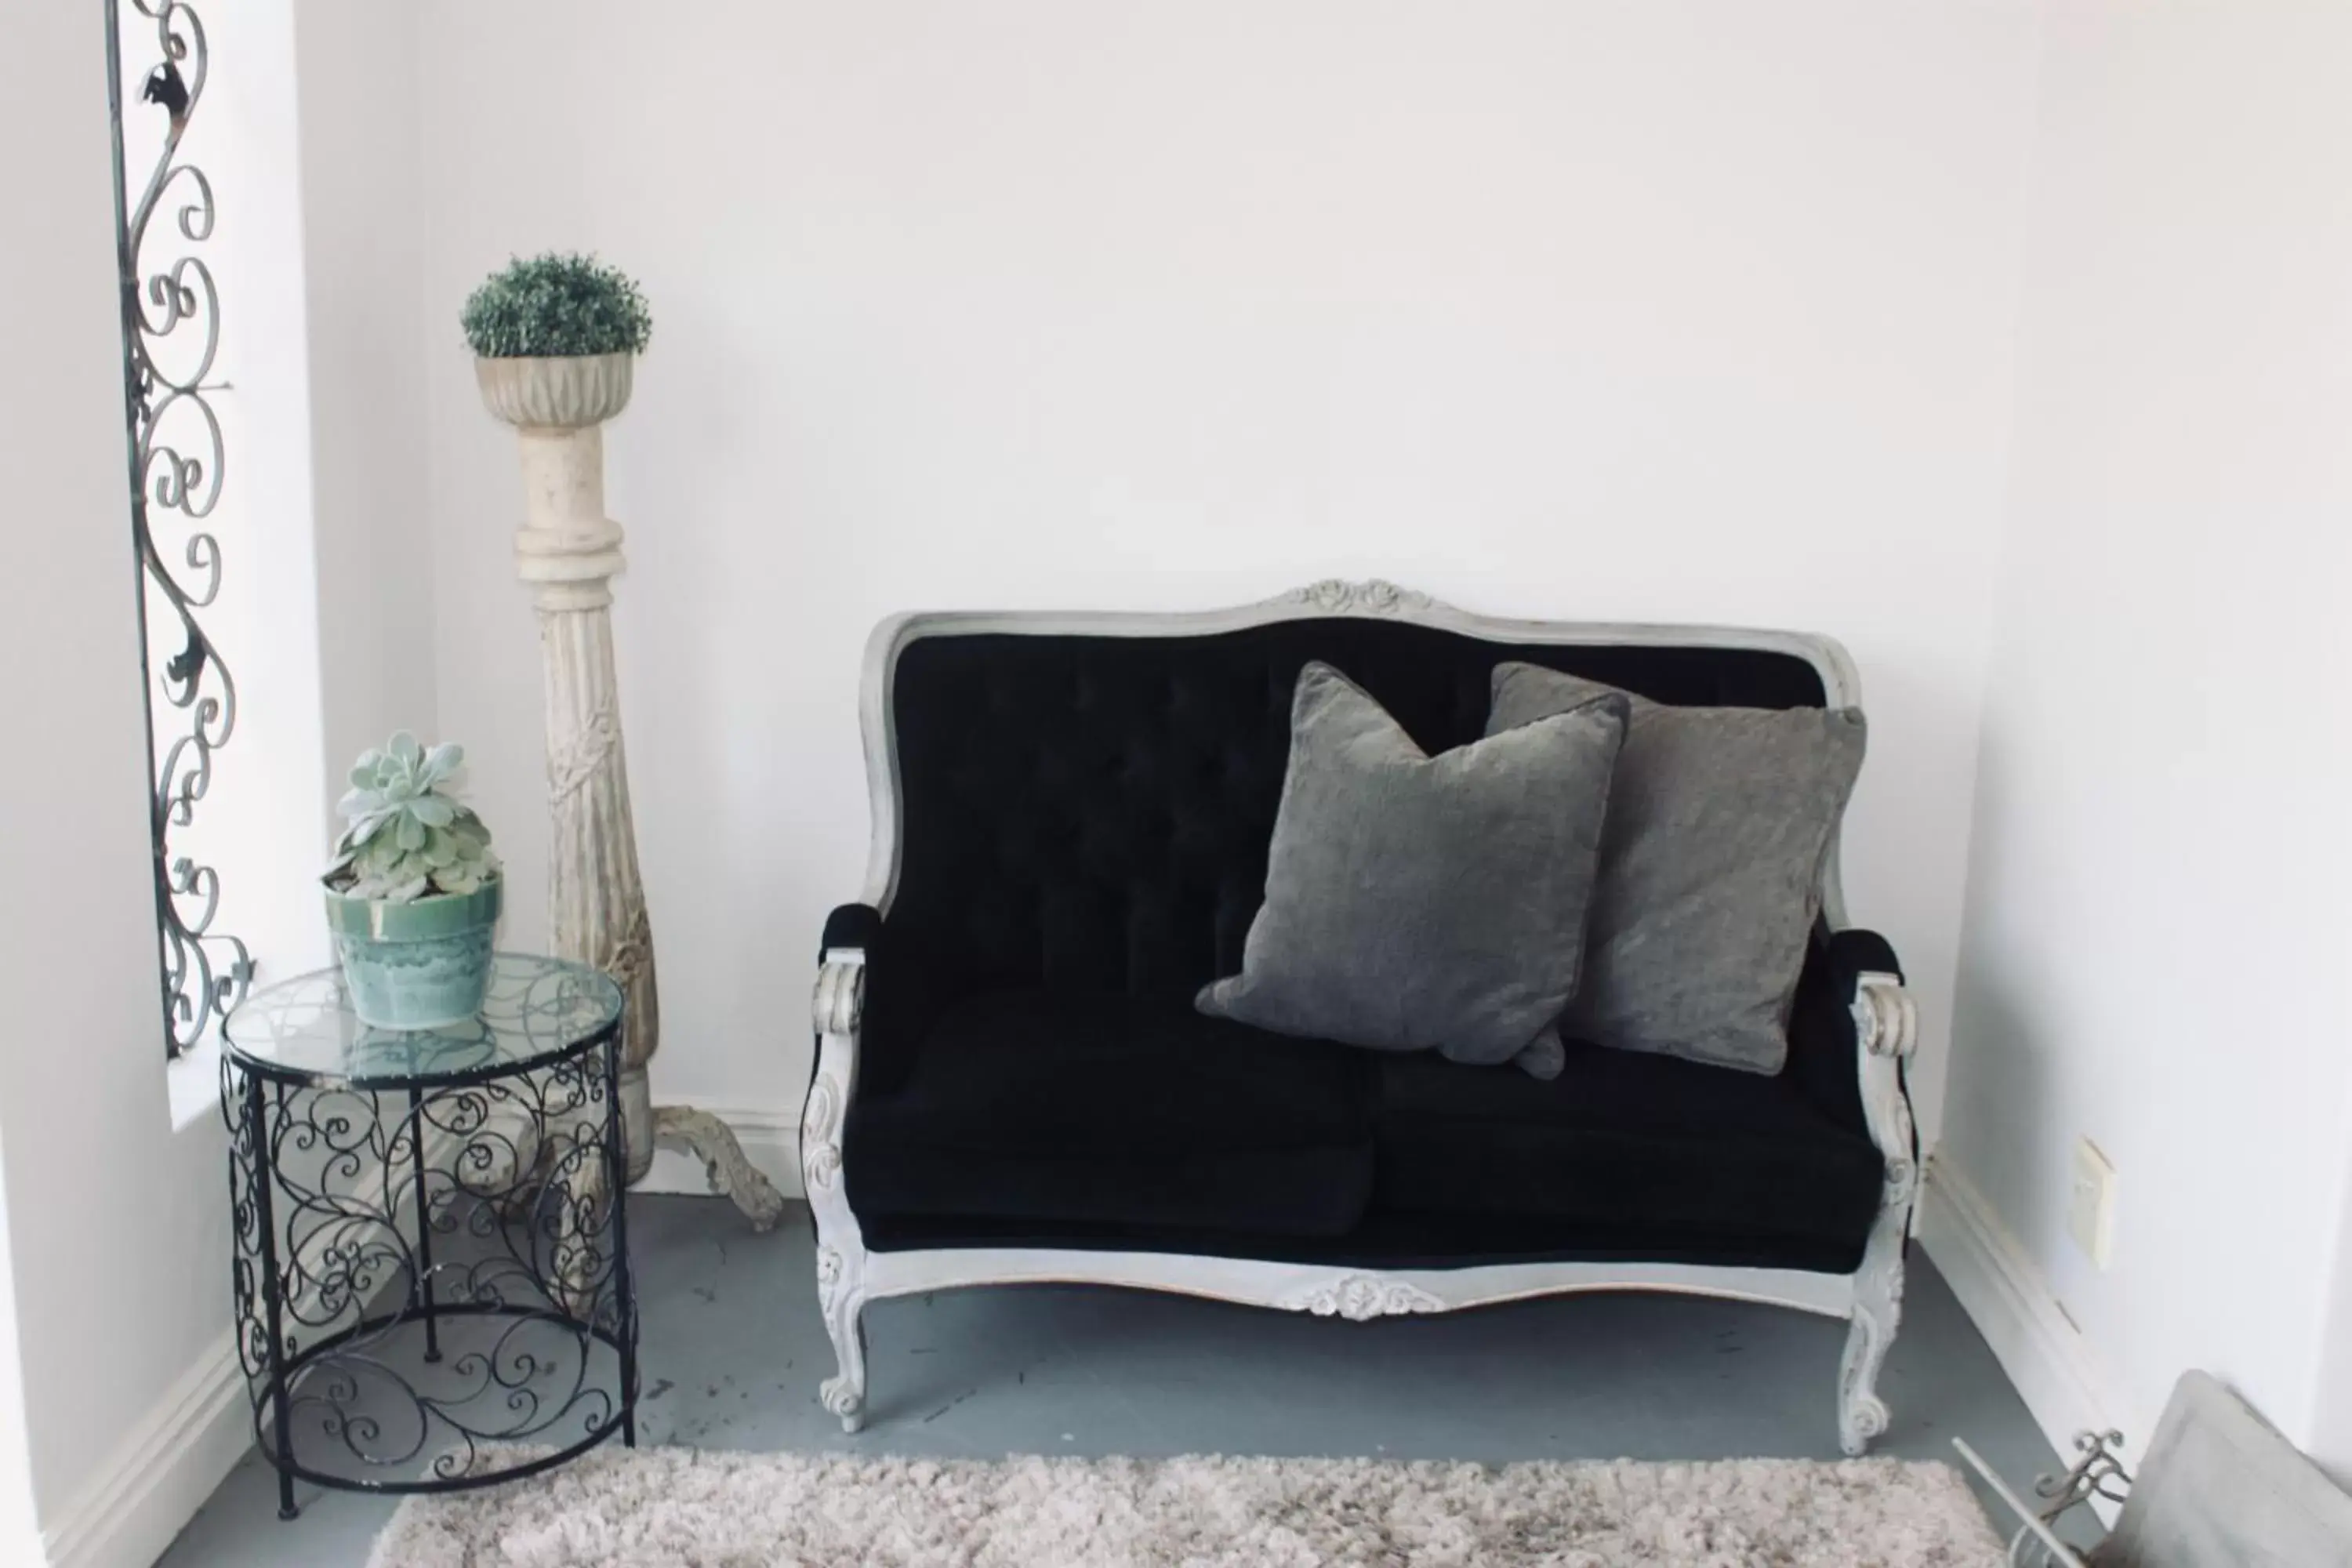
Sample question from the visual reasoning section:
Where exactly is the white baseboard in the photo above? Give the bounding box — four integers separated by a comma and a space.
1919, 1153, 2125, 1515
635, 1103, 804, 1201
39, 1333, 247, 1568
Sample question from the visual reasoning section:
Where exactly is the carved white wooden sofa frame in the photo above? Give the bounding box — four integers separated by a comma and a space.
802, 580, 1919, 1454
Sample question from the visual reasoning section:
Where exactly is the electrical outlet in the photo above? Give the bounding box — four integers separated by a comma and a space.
2068, 1138, 2117, 1270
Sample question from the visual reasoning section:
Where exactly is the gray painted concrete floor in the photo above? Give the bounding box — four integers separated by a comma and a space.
161, 1195, 2060, 1565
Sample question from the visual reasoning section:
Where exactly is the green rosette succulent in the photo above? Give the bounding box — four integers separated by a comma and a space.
328, 731, 501, 902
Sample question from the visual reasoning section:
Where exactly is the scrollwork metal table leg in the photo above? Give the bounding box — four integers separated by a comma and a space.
605, 1031, 639, 1448
245, 1076, 297, 1521
406, 1085, 440, 1364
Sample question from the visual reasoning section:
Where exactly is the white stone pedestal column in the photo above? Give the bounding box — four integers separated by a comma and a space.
477, 352, 786, 1229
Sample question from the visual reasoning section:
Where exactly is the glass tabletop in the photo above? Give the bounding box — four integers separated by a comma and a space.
222, 952, 623, 1089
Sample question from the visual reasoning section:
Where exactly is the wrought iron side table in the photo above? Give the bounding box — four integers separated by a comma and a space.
221, 953, 637, 1519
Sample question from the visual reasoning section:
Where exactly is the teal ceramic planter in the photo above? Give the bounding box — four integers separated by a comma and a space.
322, 877, 504, 1030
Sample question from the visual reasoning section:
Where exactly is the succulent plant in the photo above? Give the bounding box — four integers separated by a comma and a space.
460, 252, 653, 358
328, 732, 501, 902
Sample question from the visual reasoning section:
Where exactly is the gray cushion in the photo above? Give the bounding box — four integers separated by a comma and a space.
1486, 662, 1865, 1075
1199, 662, 1627, 1075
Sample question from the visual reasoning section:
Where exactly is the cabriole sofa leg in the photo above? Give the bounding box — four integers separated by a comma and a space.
1838, 1257, 1900, 1456
818, 1261, 868, 1433
808, 949, 871, 1432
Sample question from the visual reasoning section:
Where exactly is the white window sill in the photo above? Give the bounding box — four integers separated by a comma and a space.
167, 1034, 225, 1132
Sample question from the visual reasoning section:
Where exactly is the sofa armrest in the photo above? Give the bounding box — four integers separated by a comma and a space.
1836, 930, 1919, 1196
1819, 927, 1917, 1072
806, 904, 874, 1185
1793, 924, 1922, 1454
1785, 926, 1915, 1132
1823, 927, 1901, 992
809, 902, 939, 1100
813, 946, 867, 1036
821, 902, 884, 956
804, 916, 874, 1428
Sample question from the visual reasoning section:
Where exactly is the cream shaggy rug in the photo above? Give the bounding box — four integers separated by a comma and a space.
368, 1447, 2005, 1567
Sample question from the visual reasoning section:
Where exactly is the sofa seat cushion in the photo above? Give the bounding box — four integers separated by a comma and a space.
1372, 1043, 1885, 1260
847, 990, 1377, 1238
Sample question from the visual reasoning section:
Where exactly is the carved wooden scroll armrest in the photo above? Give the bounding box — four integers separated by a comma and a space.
1851, 972, 1918, 1059
812, 949, 866, 1038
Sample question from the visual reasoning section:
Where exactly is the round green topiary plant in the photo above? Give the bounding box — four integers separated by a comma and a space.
460, 252, 652, 359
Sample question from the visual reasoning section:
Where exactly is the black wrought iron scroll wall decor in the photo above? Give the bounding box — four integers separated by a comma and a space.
105, 0, 251, 1056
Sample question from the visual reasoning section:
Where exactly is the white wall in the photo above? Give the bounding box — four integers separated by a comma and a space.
0, 1154, 44, 1564
2315, 1158, 2352, 1477
294, 5, 440, 803
0, 5, 249, 1560
1941, 0, 2352, 1462
412, 0, 2043, 1150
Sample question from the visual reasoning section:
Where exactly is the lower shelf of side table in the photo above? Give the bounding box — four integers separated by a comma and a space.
248, 1297, 636, 1510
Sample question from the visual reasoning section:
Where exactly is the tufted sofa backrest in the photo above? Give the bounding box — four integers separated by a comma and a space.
876, 608, 1835, 1009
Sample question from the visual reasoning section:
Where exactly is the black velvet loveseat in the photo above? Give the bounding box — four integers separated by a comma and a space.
802, 581, 1919, 1452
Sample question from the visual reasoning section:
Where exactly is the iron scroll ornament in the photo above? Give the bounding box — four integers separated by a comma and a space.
105, 0, 251, 1056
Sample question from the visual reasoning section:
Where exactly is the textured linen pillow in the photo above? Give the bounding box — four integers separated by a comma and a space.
1486, 662, 1866, 1075
1198, 662, 1628, 1076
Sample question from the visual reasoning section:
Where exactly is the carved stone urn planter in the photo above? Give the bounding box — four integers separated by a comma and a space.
466, 286, 783, 1227
475, 351, 634, 430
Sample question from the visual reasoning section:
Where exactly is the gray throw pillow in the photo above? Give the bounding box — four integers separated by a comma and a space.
1486, 662, 1866, 1075
1199, 662, 1628, 1076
